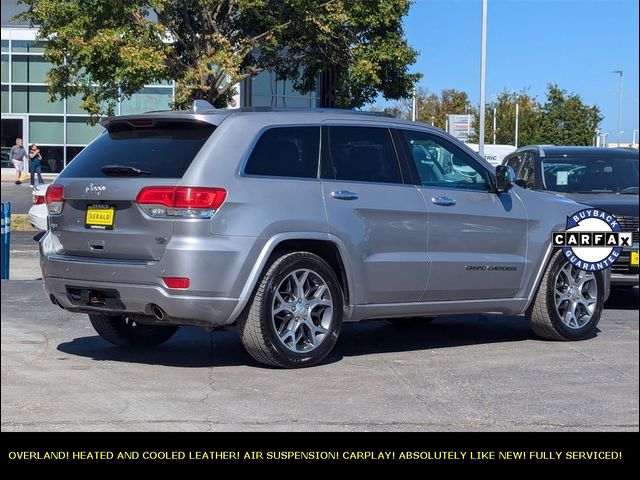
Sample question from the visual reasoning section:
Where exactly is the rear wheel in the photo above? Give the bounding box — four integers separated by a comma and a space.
89, 314, 178, 347
238, 252, 344, 368
526, 251, 604, 340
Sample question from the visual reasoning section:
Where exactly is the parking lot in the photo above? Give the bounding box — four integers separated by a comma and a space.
1, 232, 638, 432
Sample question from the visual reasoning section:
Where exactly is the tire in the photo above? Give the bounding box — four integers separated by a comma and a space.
526, 250, 604, 341
387, 317, 434, 325
238, 252, 344, 368
89, 314, 179, 347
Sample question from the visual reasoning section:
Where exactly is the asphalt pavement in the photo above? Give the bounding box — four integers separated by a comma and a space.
1, 236, 638, 431
1, 181, 46, 214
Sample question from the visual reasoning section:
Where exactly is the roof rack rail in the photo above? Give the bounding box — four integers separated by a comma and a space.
185, 101, 396, 117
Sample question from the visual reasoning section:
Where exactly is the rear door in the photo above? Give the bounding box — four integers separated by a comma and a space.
49, 119, 215, 261
320, 124, 428, 304
398, 129, 528, 301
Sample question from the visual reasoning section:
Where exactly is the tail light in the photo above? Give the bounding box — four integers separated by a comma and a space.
45, 184, 65, 215
33, 194, 46, 205
136, 186, 227, 218
162, 277, 190, 289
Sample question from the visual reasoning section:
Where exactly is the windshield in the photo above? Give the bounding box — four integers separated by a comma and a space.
541, 156, 639, 194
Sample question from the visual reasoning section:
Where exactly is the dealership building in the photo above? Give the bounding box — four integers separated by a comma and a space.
1, 0, 322, 176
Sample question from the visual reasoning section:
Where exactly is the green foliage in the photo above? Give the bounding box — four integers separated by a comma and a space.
536, 84, 602, 146
469, 85, 600, 146
392, 87, 474, 128
470, 89, 540, 146
17, 0, 420, 121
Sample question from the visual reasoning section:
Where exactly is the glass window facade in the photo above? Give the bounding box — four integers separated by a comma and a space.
1, 27, 176, 173
250, 71, 319, 108
2, 27, 320, 174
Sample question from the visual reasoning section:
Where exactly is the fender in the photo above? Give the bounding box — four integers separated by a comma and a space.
225, 231, 356, 324
521, 241, 611, 313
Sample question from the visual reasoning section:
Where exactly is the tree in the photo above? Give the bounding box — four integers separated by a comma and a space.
471, 90, 541, 146
393, 87, 474, 128
18, 0, 421, 120
536, 84, 602, 145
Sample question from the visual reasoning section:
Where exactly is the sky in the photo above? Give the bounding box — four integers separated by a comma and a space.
378, 0, 639, 143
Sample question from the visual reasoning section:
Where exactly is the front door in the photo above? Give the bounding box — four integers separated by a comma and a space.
320, 124, 428, 305
1, 116, 28, 169
398, 129, 528, 301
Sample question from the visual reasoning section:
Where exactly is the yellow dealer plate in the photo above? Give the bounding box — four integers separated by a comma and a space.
85, 205, 115, 230
631, 251, 639, 267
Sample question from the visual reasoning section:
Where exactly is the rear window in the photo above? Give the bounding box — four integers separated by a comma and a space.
58, 120, 215, 178
244, 126, 320, 178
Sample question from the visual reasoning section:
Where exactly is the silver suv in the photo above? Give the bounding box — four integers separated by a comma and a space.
40, 105, 610, 368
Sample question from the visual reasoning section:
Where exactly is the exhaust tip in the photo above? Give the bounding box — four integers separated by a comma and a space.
49, 294, 64, 309
150, 304, 165, 321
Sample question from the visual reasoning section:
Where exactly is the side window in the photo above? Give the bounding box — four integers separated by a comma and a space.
244, 126, 319, 178
505, 154, 521, 172
324, 126, 402, 184
519, 153, 536, 189
402, 130, 491, 191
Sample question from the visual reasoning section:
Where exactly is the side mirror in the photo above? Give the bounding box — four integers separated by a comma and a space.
495, 165, 516, 193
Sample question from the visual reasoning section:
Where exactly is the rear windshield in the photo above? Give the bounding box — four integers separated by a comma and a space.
58, 120, 215, 178
541, 155, 639, 194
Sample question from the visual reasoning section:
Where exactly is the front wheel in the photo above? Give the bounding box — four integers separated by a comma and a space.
89, 314, 179, 347
238, 252, 344, 368
526, 250, 604, 340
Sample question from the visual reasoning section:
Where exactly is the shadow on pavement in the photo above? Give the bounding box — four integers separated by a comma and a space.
605, 287, 639, 310
57, 314, 548, 369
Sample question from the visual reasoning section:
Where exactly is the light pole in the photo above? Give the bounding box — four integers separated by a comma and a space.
633, 129, 639, 147
602, 132, 609, 147
479, 0, 488, 156
465, 105, 471, 139
412, 87, 417, 122
492, 106, 497, 144
514, 99, 519, 148
612, 70, 623, 145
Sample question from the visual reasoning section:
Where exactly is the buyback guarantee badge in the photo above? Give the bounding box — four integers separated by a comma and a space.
552, 209, 633, 271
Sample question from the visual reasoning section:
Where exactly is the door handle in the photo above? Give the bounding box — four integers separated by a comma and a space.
331, 191, 359, 201
431, 196, 456, 206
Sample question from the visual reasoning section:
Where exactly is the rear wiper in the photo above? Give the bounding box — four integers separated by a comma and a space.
101, 164, 150, 176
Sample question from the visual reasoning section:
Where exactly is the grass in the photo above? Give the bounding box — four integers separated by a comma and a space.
9, 214, 38, 232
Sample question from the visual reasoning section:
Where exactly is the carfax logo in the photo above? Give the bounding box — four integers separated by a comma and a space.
552, 209, 632, 272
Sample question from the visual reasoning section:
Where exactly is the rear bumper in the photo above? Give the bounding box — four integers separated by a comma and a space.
28, 204, 47, 231
39, 231, 266, 326
43, 277, 239, 326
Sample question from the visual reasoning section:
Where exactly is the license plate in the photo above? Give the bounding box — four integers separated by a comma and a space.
85, 205, 115, 230
631, 251, 639, 267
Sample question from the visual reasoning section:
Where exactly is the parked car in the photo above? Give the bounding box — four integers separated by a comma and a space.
39, 104, 610, 368
1, 147, 12, 169
502, 146, 639, 287
29, 184, 49, 231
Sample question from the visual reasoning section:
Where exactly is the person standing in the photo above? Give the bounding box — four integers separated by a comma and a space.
9, 137, 27, 185
28, 144, 45, 186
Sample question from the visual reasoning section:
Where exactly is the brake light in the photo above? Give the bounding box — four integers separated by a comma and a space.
33, 194, 46, 205
136, 186, 227, 218
45, 185, 64, 214
162, 277, 190, 289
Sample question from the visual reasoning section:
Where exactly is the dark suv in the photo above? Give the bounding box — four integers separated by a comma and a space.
502, 146, 639, 287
